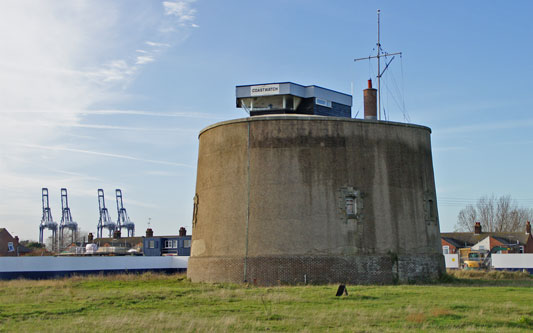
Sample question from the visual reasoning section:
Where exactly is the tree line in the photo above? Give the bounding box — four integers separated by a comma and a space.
455, 195, 533, 232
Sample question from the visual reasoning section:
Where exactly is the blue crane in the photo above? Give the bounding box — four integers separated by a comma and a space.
39, 188, 58, 250
116, 189, 135, 237
59, 188, 78, 248
97, 189, 116, 238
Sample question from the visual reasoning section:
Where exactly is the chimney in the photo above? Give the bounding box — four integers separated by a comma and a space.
113, 230, 121, 239
14, 236, 19, 256
474, 222, 482, 235
88, 233, 94, 243
146, 228, 154, 237
363, 79, 377, 120
526, 221, 531, 235
179, 227, 186, 237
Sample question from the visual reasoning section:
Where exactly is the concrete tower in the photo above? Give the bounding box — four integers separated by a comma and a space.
188, 83, 444, 285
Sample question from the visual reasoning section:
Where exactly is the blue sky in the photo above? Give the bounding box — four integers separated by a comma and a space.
1, 0, 533, 240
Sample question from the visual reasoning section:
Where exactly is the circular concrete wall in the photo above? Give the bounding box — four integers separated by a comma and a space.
188, 115, 444, 285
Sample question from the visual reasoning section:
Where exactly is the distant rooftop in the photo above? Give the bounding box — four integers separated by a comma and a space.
236, 82, 352, 118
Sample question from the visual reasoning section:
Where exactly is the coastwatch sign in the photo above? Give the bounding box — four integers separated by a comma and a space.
250, 84, 280, 96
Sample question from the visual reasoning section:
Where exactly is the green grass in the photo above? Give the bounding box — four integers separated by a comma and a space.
0, 271, 532, 332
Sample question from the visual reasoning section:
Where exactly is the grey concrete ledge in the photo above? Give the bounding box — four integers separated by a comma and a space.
198, 115, 432, 137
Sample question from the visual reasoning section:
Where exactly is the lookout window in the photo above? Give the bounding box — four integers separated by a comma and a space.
345, 195, 357, 218
340, 187, 362, 222
424, 194, 437, 221
239, 95, 301, 112
192, 194, 199, 227
315, 98, 332, 108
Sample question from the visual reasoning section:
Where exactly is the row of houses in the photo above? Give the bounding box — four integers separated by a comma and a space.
441, 221, 533, 254
84, 227, 191, 256
0, 227, 191, 257
5, 222, 532, 258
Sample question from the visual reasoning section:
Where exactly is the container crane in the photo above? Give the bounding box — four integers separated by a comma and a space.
97, 189, 116, 238
59, 188, 78, 248
39, 188, 58, 250
116, 189, 135, 237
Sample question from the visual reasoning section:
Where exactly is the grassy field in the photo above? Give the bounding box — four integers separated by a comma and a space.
0, 271, 532, 332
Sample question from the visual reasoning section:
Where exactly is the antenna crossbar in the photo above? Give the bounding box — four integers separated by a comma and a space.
354, 51, 402, 62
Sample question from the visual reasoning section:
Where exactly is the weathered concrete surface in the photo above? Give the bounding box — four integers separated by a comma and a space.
188, 115, 444, 285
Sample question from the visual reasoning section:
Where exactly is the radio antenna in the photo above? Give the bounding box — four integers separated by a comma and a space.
354, 9, 402, 120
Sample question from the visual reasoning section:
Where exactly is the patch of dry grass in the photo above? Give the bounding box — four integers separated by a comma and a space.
447, 269, 532, 280
431, 307, 453, 317
406, 312, 426, 323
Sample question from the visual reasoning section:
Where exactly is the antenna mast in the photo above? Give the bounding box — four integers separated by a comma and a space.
354, 9, 402, 120
377, 9, 382, 120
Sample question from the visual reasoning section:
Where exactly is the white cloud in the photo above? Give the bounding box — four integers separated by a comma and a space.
85, 109, 222, 119
0, 108, 223, 119
163, 0, 198, 26
94, 59, 136, 83
0, 0, 198, 148
146, 41, 171, 47
163, 0, 196, 19
136, 55, 155, 65
0, 0, 199, 240
0, 118, 198, 132
17, 143, 193, 168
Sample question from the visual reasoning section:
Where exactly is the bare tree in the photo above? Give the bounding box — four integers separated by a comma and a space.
456, 205, 477, 231
47, 229, 90, 252
45, 234, 57, 252
58, 229, 90, 250
455, 195, 533, 232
